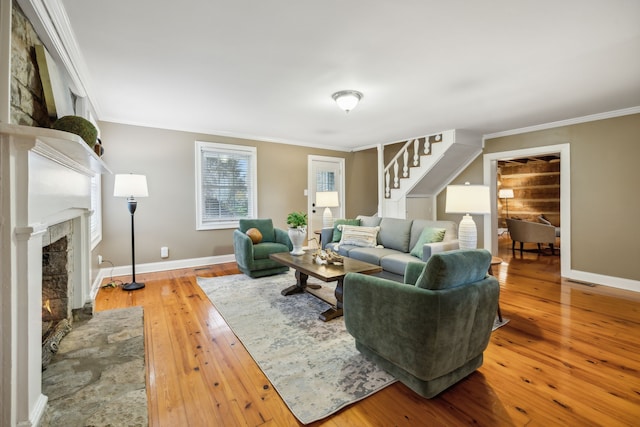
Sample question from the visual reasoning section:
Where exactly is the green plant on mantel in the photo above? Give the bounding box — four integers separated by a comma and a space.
286, 211, 307, 229
52, 115, 98, 148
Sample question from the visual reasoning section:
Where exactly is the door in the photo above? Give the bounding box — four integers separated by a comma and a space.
308, 156, 345, 242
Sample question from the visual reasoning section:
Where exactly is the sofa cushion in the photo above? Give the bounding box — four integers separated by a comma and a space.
252, 242, 290, 260
409, 227, 446, 258
380, 253, 421, 276
338, 225, 381, 248
332, 218, 361, 242
357, 215, 382, 228
347, 247, 400, 266
415, 249, 491, 290
378, 218, 413, 252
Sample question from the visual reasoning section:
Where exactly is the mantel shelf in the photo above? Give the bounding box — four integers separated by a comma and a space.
0, 123, 111, 175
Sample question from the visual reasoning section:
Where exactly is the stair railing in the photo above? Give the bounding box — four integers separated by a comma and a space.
384, 133, 442, 198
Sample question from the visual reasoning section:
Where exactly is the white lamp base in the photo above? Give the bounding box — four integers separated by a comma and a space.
322, 207, 334, 228
458, 214, 478, 249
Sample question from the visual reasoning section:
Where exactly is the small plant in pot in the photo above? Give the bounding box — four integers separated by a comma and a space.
286, 211, 307, 256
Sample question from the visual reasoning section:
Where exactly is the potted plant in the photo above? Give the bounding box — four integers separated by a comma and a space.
286, 211, 307, 255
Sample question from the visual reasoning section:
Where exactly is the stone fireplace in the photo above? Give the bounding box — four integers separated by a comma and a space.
41, 221, 74, 369
1, 124, 109, 426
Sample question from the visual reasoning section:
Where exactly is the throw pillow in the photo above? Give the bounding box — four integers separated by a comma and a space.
410, 227, 446, 258
338, 225, 381, 248
331, 218, 361, 242
538, 215, 552, 225
246, 228, 262, 244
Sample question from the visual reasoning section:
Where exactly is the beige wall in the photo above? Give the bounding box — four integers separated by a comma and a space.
92, 121, 378, 271
346, 147, 379, 217
437, 113, 640, 282
95, 114, 639, 284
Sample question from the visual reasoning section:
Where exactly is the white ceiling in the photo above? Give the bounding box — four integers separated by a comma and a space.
60, 0, 640, 151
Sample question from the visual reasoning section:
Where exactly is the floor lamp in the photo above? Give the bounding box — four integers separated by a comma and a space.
498, 188, 514, 219
315, 191, 340, 228
445, 183, 491, 249
114, 174, 149, 291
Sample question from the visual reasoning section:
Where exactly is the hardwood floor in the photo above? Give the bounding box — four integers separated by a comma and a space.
95, 238, 640, 426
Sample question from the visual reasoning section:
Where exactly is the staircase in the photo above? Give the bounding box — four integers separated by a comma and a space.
382, 129, 483, 218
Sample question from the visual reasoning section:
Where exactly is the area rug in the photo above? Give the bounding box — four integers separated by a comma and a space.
197, 272, 397, 424
493, 316, 510, 330
41, 306, 147, 427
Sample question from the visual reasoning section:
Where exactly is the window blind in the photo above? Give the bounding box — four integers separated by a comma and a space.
200, 148, 253, 223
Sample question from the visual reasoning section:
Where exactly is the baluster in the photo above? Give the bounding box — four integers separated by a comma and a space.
424, 139, 431, 155
393, 160, 399, 188
385, 170, 390, 198
413, 139, 420, 166
402, 148, 409, 177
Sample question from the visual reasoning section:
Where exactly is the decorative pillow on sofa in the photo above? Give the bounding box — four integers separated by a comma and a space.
338, 225, 381, 248
332, 218, 361, 242
410, 227, 446, 258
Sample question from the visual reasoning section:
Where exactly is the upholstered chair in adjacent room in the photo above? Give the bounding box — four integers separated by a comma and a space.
233, 219, 293, 278
343, 249, 499, 398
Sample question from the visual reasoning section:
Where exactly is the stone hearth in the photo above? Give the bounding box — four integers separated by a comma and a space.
41, 307, 147, 427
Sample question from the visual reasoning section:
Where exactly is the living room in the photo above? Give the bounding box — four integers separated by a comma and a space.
2, 1, 640, 426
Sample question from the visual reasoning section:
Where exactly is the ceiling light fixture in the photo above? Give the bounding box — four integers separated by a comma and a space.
332, 90, 363, 113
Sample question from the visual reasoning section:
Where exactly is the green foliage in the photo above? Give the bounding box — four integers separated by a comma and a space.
52, 115, 98, 148
287, 211, 307, 228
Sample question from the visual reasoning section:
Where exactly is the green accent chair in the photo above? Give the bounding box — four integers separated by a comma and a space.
233, 219, 293, 278
343, 249, 499, 398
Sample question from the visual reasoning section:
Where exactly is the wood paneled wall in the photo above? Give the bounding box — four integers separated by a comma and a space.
498, 159, 560, 226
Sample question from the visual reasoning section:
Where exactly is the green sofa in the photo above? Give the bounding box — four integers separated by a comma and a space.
343, 249, 499, 398
233, 219, 293, 278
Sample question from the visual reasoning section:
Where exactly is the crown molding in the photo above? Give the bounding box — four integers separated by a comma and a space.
16, 0, 100, 115
483, 106, 640, 140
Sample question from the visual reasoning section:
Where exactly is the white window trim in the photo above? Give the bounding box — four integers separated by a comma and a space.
195, 141, 258, 230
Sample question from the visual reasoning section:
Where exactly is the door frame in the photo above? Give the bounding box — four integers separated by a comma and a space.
307, 155, 346, 236
483, 143, 571, 277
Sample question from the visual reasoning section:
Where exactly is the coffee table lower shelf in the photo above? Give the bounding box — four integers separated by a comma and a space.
270, 251, 382, 321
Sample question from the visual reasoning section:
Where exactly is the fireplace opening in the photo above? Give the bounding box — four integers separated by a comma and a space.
41, 223, 74, 370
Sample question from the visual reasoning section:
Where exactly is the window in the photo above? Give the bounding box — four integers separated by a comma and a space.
316, 171, 336, 192
195, 141, 257, 230
90, 173, 102, 248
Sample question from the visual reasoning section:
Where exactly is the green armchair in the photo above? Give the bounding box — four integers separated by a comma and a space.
233, 219, 293, 278
343, 249, 499, 398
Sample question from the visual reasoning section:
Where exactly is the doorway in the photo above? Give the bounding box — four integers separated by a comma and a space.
307, 156, 345, 240
483, 143, 571, 277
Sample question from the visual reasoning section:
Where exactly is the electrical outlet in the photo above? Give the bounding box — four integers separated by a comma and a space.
161, 247, 169, 258
98, 255, 103, 264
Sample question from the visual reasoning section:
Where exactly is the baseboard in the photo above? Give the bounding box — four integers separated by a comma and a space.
567, 269, 640, 293
89, 254, 640, 298
91, 254, 237, 299
20, 393, 47, 427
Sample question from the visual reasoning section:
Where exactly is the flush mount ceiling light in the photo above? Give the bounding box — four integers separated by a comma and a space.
332, 90, 363, 113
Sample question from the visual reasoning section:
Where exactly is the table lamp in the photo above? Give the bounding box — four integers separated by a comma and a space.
315, 191, 339, 228
445, 182, 490, 249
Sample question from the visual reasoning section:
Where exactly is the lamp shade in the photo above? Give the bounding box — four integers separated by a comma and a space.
315, 191, 339, 208
114, 174, 149, 198
445, 184, 490, 214
498, 188, 514, 199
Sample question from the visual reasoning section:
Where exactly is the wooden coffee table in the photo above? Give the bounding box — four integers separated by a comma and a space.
269, 251, 382, 321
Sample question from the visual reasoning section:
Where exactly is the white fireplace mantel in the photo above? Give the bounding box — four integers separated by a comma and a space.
1, 123, 110, 427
